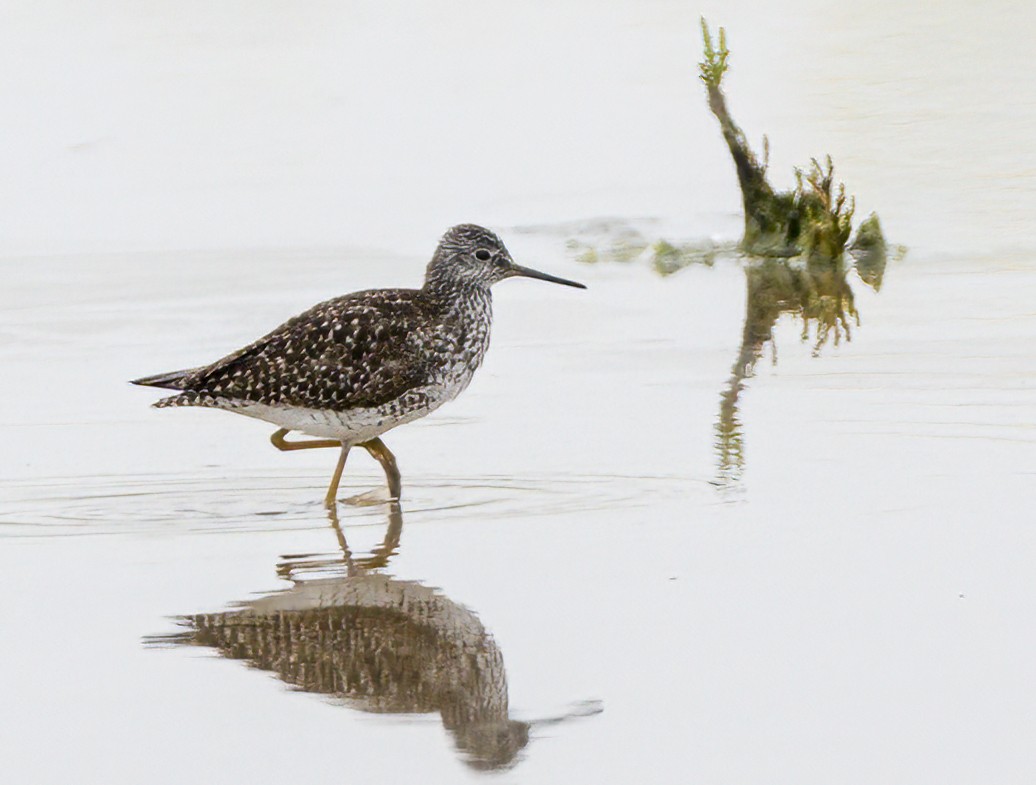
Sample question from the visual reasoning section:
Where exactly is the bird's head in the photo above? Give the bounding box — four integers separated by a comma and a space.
425, 224, 586, 292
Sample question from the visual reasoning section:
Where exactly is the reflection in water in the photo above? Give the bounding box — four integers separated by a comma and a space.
155, 504, 597, 770
716, 250, 886, 485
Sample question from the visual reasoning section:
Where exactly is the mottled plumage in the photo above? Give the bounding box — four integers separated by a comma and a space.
133, 224, 585, 504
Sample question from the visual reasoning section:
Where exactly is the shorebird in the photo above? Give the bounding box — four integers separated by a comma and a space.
132, 224, 585, 506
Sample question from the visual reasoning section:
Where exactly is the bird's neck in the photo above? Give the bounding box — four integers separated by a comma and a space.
422, 275, 493, 329
423, 269, 492, 305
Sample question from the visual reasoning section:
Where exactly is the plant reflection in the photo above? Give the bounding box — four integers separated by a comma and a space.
716, 248, 886, 485
158, 504, 538, 770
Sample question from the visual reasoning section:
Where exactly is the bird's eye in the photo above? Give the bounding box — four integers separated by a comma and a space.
474, 249, 491, 261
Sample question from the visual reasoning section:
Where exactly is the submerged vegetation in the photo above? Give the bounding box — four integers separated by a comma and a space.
566, 19, 898, 485
699, 19, 868, 261
567, 227, 728, 276
572, 19, 895, 275
700, 17, 894, 483
849, 212, 890, 291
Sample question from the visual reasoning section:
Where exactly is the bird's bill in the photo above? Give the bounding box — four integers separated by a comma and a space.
509, 264, 587, 289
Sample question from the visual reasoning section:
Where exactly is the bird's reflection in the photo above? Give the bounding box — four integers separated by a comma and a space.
716, 247, 887, 484
156, 503, 597, 770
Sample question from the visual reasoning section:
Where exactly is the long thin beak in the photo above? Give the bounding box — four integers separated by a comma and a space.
509, 263, 587, 289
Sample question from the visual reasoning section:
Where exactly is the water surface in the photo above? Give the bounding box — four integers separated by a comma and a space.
3, 2, 1036, 783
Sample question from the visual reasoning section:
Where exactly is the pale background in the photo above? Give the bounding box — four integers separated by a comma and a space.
2, 2, 1035, 784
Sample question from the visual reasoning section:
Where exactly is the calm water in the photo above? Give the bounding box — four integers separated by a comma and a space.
3, 2, 1036, 783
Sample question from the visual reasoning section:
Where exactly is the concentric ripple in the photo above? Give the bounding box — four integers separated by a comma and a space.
0, 468, 708, 539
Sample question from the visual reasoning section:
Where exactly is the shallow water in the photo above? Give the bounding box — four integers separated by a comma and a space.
3, 1, 1036, 783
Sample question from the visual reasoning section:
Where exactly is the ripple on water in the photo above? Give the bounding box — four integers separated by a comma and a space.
0, 469, 707, 539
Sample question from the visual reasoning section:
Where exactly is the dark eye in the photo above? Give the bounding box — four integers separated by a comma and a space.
474, 249, 491, 261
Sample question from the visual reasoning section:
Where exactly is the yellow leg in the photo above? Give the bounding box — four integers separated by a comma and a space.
270, 428, 341, 451
271, 430, 398, 504
324, 444, 350, 508
359, 437, 402, 500
271, 429, 350, 506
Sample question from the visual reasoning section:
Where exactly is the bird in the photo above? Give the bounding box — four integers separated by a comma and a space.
132, 224, 586, 506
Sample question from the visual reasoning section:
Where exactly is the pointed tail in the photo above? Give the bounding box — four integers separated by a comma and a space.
130, 367, 200, 390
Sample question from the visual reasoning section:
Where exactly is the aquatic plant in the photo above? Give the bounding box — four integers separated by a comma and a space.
566, 224, 734, 274
849, 212, 889, 290
699, 18, 877, 263
651, 240, 716, 276
573, 21, 890, 276
696, 18, 896, 484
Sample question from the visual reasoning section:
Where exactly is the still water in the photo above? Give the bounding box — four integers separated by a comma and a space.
2, 1, 1035, 783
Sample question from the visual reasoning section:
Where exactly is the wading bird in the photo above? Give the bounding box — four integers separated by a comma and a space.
133, 224, 585, 505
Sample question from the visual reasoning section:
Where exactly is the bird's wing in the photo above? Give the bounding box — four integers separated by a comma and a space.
181, 290, 436, 410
